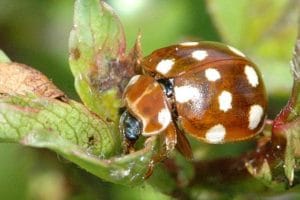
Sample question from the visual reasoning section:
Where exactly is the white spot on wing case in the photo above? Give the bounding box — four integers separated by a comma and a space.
205, 68, 221, 82
158, 108, 171, 126
218, 91, 232, 112
205, 124, 226, 143
244, 66, 259, 87
191, 50, 208, 61
174, 86, 201, 103
156, 59, 175, 75
248, 105, 264, 130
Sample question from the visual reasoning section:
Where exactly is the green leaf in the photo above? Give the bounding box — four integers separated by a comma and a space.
272, 22, 300, 185
284, 129, 296, 185
0, 95, 117, 157
248, 159, 272, 182
282, 33, 300, 185
69, 0, 126, 122
0, 94, 159, 185
207, 0, 298, 95
0, 50, 11, 63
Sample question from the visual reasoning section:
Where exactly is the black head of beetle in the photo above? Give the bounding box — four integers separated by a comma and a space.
120, 111, 141, 141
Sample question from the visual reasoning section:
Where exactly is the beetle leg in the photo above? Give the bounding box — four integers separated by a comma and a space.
149, 123, 178, 162
144, 123, 193, 178
175, 126, 193, 160
154, 122, 193, 160
144, 123, 177, 178
157, 123, 178, 160
123, 138, 137, 154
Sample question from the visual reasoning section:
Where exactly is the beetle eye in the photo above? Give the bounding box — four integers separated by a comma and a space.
120, 111, 142, 141
157, 78, 174, 98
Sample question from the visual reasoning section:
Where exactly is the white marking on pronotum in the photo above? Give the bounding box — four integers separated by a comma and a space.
218, 91, 232, 112
127, 75, 141, 86
156, 59, 175, 75
180, 42, 199, 46
248, 104, 264, 130
205, 124, 226, 143
191, 50, 208, 61
244, 65, 259, 87
227, 45, 245, 57
205, 68, 221, 82
158, 108, 171, 126
174, 86, 200, 103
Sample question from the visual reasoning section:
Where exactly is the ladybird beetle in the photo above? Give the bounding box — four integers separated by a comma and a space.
120, 41, 267, 157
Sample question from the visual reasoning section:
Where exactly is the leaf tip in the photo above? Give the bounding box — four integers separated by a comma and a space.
0, 50, 11, 63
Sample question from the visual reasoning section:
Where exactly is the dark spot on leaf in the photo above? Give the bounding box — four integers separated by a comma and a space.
55, 95, 69, 103
105, 118, 113, 123
71, 48, 81, 60
88, 135, 95, 146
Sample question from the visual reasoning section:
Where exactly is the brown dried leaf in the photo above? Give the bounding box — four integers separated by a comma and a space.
0, 62, 66, 100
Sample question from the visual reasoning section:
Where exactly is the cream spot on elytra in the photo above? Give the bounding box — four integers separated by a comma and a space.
248, 105, 264, 130
205, 68, 221, 82
158, 108, 171, 126
156, 59, 175, 75
218, 91, 232, 112
244, 65, 259, 87
174, 86, 200, 103
191, 50, 208, 61
205, 124, 226, 143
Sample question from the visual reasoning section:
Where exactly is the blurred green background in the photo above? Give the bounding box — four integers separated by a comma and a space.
0, 0, 298, 199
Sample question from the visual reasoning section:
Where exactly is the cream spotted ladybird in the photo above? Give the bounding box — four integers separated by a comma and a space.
120, 41, 267, 157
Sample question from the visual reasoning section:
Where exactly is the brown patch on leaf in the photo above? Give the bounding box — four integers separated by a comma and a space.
88, 56, 133, 96
0, 62, 67, 101
127, 33, 143, 74
70, 48, 81, 60
87, 35, 143, 96
11, 104, 40, 113
88, 135, 97, 146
